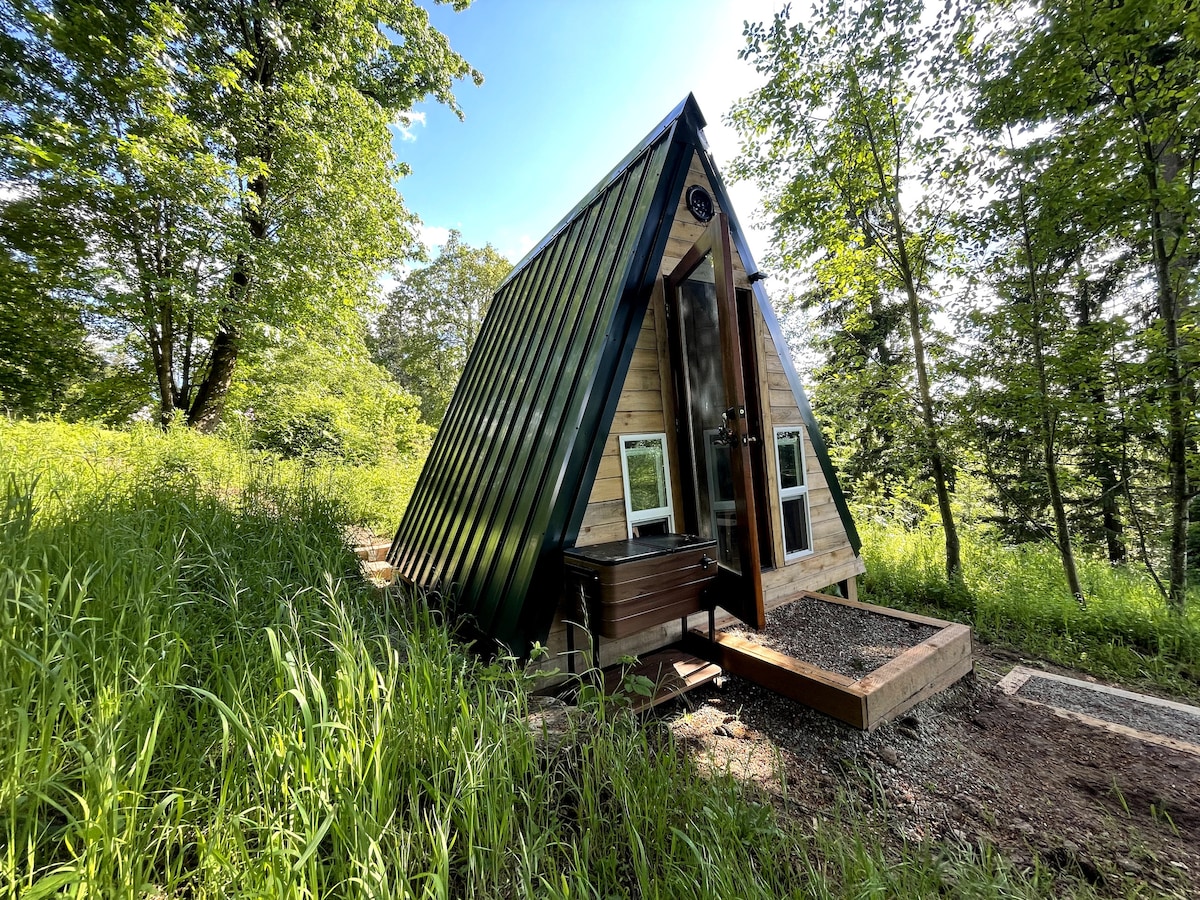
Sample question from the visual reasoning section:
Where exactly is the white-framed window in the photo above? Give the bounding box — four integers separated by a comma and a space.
774, 426, 812, 559
619, 433, 675, 538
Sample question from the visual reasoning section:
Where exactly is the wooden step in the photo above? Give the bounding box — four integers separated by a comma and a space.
601, 647, 722, 713
354, 540, 393, 562
361, 559, 395, 585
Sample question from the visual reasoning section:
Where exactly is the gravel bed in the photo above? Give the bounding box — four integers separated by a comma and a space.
1018, 674, 1200, 746
725, 595, 940, 679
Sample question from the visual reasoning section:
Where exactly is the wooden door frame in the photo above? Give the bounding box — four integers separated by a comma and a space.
664, 213, 765, 629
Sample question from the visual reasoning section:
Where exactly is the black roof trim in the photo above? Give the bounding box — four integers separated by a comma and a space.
499, 94, 706, 291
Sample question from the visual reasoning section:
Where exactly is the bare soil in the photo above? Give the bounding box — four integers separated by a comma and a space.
660, 645, 1200, 898
1016, 673, 1200, 746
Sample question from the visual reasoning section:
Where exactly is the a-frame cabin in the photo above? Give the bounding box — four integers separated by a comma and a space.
389, 95, 866, 670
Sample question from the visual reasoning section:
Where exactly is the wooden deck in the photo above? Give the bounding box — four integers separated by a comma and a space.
600, 648, 723, 712
683, 592, 974, 730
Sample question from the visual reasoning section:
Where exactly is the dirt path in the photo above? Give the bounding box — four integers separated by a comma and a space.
662, 646, 1200, 897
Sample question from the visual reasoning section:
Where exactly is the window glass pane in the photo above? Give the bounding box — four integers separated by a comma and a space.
632, 518, 669, 538
782, 496, 810, 554
710, 437, 734, 504
776, 430, 804, 490
624, 440, 667, 513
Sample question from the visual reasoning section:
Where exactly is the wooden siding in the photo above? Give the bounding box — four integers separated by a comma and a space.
557, 151, 864, 672
576, 276, 687, 546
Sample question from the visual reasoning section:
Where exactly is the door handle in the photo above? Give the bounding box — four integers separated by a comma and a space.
715, 409, 736, 446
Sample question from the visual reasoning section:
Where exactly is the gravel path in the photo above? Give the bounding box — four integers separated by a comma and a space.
1018, 673, 1200, 745
725, 594, 940, 678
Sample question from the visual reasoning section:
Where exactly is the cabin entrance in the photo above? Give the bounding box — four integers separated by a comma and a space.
665, 213, 767, 629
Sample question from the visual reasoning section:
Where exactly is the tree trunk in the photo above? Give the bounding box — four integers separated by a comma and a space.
1015, 178, 1085, 601
903, 286, 962, 582
150, 323, 176, 429
1146, 144, 1191, 612
860, 113, 961, 582
181, 22, 276, 433
186, 325, 239, 432
1098, 463, 1127, 565
1074, 278, 1126, 564
1034, 338, 1084, 601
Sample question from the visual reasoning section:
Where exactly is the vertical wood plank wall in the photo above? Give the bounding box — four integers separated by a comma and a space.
542, 152, 864, 671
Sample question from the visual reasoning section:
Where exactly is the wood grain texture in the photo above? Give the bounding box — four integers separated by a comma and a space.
859, 624, 973, 726
571, 148, 866, 627
601, 648, 723, 712
685, 629, 868, 728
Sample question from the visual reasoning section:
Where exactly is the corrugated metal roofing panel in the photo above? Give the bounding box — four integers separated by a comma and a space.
390, 94, 861, 655
390, 104, 696, 654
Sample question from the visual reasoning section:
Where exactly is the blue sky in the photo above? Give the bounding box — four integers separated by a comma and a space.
393, 0, 786, 269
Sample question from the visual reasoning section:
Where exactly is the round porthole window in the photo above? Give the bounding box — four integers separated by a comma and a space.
686, 185, 715, 223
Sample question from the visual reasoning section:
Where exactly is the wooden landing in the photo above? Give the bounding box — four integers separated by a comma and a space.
684, 593, 973, 730
601, 647, 722, 712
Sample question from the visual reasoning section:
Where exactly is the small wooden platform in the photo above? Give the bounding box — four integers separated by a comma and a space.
600, 647, 723, 712
684, 592, 973, 730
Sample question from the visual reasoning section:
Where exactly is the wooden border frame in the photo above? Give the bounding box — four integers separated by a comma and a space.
998, 665, 1200, 757
684, 591, 973, 730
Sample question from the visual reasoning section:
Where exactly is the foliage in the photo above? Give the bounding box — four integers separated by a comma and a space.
729, 0, 1200, 606
859, 515, 1200, 698
372, 230, 510, 425
731, 0, 969, 578
0, 197, 98, 416
0, 0, 481, 429
0, 420, 1110, 898
224, 332, 429, 464
963, 0, 1200, 607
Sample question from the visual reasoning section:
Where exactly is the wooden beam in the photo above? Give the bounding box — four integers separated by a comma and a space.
602, 647, 723, 712
684, 629, 868, 728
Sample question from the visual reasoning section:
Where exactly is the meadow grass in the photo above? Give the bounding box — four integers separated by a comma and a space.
857, 517, 1200, 697
0, 422, 1118, 897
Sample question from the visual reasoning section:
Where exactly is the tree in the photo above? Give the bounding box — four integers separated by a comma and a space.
974, 0, 1200, 609
371, 230, 509, 425
790, 257, 923, 516
968, 148, 1089, 599
731, 0, 967, 580
225, 330, 427, 464
1, 0, 481, 430
0, 195, 98, 416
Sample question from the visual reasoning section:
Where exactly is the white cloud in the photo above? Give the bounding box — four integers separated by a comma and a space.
378, 271, 402, 296
393, 110, 427, 143
418, 223, 451, 253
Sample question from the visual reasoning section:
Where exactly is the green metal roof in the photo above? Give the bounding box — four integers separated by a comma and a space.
390, 95, 860, 656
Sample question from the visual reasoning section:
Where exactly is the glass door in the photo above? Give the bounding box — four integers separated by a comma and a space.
665, 213, 765, 628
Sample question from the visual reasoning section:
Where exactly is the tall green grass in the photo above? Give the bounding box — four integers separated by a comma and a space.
0, 419, 419, 535
858, 518, 1200, 696
0, 422, 1118, 897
